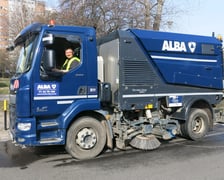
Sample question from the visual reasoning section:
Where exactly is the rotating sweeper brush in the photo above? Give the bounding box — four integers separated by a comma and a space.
129, 134, 161, 150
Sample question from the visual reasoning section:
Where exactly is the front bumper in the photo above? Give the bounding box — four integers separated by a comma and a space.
10, 117, 37, 146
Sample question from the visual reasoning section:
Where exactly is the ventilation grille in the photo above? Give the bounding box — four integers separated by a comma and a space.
123, 59, 158, 85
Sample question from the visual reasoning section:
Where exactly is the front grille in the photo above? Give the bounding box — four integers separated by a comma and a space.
9, 103, 16, 131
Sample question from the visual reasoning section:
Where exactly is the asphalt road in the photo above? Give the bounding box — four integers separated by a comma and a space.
1, 123, 224, 180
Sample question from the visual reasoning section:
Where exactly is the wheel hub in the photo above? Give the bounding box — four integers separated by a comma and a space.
76, 128, 97, 149
193, 117, 203, 132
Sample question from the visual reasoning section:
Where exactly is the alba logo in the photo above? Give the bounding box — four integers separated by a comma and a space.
51, 84, 57, 89
162, 40, 196, 53
37, 84, 57, 90
188, 42, 196, 53
37, 84, 52, 90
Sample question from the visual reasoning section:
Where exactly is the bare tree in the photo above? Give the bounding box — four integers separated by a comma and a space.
57, 0, 169, 36
134, 0, 166, 30
9, 1, 36, 39
4, 0, 50, 75
6, 0, 186, 40
100, 0, 136, 33
0, 6, 9, 48
58, 0, 138, 36
58, 0, 102, 26
135, 0, 152, 29
0, 49, 10, 77
153, 0, 165, 30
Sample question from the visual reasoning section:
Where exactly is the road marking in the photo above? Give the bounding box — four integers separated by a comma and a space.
182, 144, 224, 149
206, 131, 224, 137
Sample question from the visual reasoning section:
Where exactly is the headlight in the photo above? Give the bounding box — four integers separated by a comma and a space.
17, 123, 31, 131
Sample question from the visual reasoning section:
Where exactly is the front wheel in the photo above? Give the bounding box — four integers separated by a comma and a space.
180, 108, 209, 141
66, 116, 106, 160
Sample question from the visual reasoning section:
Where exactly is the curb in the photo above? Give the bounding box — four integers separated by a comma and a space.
0, 110, 10, 142
0, 129, 10, 142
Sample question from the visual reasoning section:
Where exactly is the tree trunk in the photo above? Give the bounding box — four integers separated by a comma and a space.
153, 0, 164, 30
144, 0, 151, 29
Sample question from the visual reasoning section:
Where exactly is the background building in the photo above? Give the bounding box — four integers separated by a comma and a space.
0, 0, 46, 77
0, 0, 45, 49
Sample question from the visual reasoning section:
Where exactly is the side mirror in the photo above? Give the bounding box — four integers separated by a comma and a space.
41, 49, 63, 78
42, 33, 54, 46
42, 49, 56, 70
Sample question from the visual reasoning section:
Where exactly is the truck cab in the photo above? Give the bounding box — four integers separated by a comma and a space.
9, 23, 100, 146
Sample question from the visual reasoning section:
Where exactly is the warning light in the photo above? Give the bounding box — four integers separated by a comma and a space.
49, 20, 55, 27
217, 34, 223, 42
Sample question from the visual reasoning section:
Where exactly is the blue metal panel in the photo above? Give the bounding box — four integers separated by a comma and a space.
129, 29, 223, 89
30, 24, 98, 116
129, 29, 221, 52
60, 99, 101, 129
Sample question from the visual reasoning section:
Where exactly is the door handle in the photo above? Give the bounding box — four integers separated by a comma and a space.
205, 67, 212, 70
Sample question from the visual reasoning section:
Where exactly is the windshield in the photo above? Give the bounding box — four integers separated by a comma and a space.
15, 35, 38, 74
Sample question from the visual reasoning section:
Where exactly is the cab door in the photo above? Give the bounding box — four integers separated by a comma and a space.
33, 31, 87, 117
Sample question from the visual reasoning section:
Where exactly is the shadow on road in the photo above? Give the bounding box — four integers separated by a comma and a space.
1, 124, 224, 169
0, 140, 66, 168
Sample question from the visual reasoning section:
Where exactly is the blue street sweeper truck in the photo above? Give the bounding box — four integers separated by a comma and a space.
8, 22, 224, 159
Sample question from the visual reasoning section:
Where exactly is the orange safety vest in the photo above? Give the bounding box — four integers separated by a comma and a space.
62, 57, 80, 70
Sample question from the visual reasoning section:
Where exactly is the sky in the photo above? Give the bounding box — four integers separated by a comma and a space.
169, 0, 224, 38
44, 0, 59, 8
44, 0, 224, 38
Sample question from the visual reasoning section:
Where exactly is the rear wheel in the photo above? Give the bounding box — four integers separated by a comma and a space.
180, 108, 209, 140
66, 116, 106, 160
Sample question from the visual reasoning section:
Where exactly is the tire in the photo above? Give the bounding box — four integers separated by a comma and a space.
180, 108, 209, 141
66, 116, 106, 160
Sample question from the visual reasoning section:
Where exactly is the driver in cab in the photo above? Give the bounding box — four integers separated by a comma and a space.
53, 47, 80, 73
